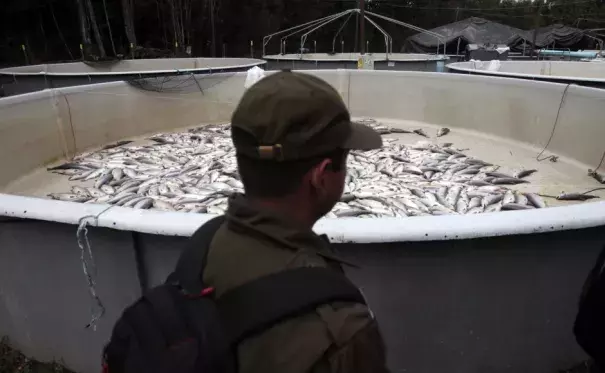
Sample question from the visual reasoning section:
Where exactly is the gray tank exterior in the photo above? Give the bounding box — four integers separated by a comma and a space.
2, 69, 605, 373
0, 218, 601, 373
447, 60, 605, 89
264, 53, 448, 72
0, 58, 266, 97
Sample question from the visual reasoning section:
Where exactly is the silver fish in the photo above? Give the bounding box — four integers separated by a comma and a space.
94, 173, 113, 189
502, 203, 534, 211
413, 129, 429, 138
436, 128, 450, 137
48, 193, 90, 202
491, 177, 529, 185
526, 193, 546, 208
513, 169, 537, 179
503, 190, 516, 205
557, 193, 599, 201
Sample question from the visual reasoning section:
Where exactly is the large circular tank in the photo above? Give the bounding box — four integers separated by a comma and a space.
447, 60, 605, 88
1, 70, 604, 373
0, 57, 266, 96
264, 53, 448, 72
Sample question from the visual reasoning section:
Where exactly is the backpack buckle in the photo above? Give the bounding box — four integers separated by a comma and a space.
185, 286, 215, 299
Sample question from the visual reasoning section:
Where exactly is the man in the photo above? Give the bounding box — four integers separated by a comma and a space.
202, 71, 390, 373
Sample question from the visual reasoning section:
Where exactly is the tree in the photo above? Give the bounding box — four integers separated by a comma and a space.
102, 0, 117, 56
75, 0, 91, 54
122, 0, 137, 49
85, 0, 107, 57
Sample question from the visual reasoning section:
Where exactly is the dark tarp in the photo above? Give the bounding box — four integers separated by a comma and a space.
510, 24, 599, 51
403, 17, 529, 54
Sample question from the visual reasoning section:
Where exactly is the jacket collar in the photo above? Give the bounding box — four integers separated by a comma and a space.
225, 194, 358, 268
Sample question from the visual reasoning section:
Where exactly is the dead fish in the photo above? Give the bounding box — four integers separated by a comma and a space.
514, 169, 537, 179
502, 203, 535, 211
588, 169, 605, 184
484, 203, 502, 213
413, 129, 429, 138
491, 177, 529, 185
482, 194, 503, 207
335, 209, 372, 217
467, 206, 484, 214
436, 128, 450, 137
86, 187, 106, 198
111, 168, 124, 182
72, 186, 89, 196
468, 180, 492, 187
556, 193, 600, 201
526, 193, 546, 208
515, 193, 529, 206
48, 193, 90, 202
47, 162, 92, 171
102, 140, 133, 150
468, 197, 482, 209
503, 190, 516, 205
123, 168, 138, 179
486, 172, 515, 179
389, 128, 412, 134
100, 185, 116, 195
94, 173, 113, 189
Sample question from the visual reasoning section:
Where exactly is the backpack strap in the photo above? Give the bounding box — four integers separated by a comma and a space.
167, 216, 226, 295
579, 244, 605, 306
217, 267, 367, 346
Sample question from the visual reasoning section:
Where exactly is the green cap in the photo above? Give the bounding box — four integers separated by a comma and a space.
231, 71, 382, 161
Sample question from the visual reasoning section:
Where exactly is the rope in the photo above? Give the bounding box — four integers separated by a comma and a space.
594, 150, 605, 172
536, 84, 571, 162
75, 205, 113, 331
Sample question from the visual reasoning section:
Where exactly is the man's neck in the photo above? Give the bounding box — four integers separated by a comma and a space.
248, 196, 316, 230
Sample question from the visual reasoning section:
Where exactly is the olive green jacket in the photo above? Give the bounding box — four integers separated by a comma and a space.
203, 194, 389, 373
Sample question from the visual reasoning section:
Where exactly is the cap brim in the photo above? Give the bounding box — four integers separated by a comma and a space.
342, 121, 383, 151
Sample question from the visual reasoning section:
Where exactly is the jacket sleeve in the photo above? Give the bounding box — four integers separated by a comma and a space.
311, 308, 390, 373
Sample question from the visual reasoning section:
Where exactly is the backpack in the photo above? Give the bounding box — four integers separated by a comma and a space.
102, 216, 366, 373
574, 245, 605, 371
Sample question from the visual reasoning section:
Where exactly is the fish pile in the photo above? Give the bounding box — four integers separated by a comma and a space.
47, 120, 549, 217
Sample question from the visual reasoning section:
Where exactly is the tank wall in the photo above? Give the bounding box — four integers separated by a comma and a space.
1, 58, 263, 74
452, 61, 605, 79
1, 217, 602, 373
0, 92, 64, 187
0, 73, 248, 188
347, 71, 605, 172
2, 70, 605, 191
0, 219, 141, 373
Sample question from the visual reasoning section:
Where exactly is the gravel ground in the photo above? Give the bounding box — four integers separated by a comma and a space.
0, 337, 75, 373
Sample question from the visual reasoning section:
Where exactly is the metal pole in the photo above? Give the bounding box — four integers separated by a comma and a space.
531, 4, 541, 60
360, 0, 365, 54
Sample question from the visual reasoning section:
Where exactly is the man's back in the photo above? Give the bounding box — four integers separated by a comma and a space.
203, 194, 388, 373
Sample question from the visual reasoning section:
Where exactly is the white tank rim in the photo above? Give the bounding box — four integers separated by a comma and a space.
447, 61, 605, 85
1, 193, 603, 243
0, 58, 266, 77
263, 53, 448, 63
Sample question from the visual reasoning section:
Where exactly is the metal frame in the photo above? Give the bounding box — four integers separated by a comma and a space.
263, 8, 444, 58
262, 11, 351, 56
365, 11, 445, 55
284, 11, 352, 54
332, 11, 355, 53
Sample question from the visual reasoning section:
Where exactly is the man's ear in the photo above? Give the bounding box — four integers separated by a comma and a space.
310, 158, 333, 189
